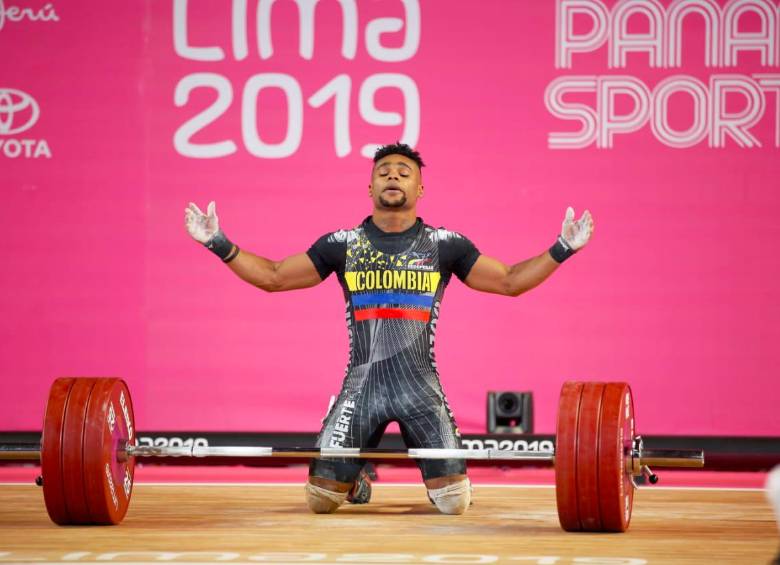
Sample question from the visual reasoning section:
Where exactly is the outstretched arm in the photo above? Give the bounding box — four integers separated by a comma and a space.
464, 207, 594, 297
184, 201, 322, 292
465, 253, 559, 297
226, 250, 322, 292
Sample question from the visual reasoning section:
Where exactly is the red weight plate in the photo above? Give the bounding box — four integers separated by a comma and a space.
41, 378, 75, 525
62, 378, 97, 524
598, 382, 635, 532
555, 381, 584, 532
83, 378, 136, 524
575, 383, 605, 531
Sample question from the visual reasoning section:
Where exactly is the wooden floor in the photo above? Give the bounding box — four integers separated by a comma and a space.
1, 483, 778, 564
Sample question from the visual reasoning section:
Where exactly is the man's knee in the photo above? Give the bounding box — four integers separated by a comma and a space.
304, 479, 350, 514
427, 478, 472, 515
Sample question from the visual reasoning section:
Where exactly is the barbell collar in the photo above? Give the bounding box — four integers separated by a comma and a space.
637, 449, 704, 468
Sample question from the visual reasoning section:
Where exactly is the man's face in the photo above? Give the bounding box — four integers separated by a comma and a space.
369, 154, 423, 210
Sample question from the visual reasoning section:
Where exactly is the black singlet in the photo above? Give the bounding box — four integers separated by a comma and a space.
306, 216, 480, 482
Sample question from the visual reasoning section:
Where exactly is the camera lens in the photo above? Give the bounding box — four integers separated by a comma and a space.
497, 393, 518, 414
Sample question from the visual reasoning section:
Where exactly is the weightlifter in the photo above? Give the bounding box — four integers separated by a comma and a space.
184, 143, 594, 515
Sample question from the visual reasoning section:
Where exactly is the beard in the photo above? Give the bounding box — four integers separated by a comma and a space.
379, 191, 407, 208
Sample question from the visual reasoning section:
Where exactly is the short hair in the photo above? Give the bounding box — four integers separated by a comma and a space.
373, 142, 425, 170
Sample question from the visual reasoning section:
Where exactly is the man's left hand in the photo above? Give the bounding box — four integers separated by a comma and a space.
560, 206, 594, 251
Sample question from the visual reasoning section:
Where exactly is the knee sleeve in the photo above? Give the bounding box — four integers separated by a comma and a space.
427, 479, 472, 515
304, 481, 348, 514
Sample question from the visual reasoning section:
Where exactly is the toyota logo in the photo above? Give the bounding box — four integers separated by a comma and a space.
0, 88, 40, 135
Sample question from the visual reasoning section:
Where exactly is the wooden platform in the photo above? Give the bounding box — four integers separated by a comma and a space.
0, 484, 777, 564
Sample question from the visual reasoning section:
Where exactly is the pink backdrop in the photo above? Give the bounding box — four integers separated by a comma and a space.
2, 0, 779, 435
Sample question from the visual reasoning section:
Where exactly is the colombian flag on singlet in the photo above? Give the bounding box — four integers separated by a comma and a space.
344, 230, 441, 323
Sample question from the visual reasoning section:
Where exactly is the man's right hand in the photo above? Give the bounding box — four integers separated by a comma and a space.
182, 200, 321, 289
184, 201, 219, 244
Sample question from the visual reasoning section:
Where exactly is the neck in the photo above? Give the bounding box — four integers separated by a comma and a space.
371, 208, 418, 233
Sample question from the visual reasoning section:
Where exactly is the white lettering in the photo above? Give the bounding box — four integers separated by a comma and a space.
258, 0, 357, 60
2, 138, 20, 157
610, 0, 665, 68
105, 463, 118, 510
365, 0, 420, 62
359, 73, 420, 157
123, 466, 132, 499
555, 0, 780, 69
666, 0, 721, 68
174, 73, 237, 158
557, 0, 610, 68
119, 390, 134, 441
328, 400, 356, 447
598, 76, 652, 148
309, 74, 352, 157
107, 402, 116, 433
462, 439, 482, 450
173, 0, 358, 61
723, 0, 777, 67
173, 0, 224, 61
546, 73, 780, 148
33, 139, 51, 158
0, 139, 51, 158
175, 73, 417, 159
232, 0, 248, 60
242, 74, 303, 158
428, 300, 440, 368
545, 77, 599, 148
711, 73, 764, 147
756, 73, 780, 146
137, 436, 209, 448
0, 0, 59, 32
651, 76, 709, 147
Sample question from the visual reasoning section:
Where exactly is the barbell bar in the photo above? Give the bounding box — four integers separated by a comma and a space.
0, 442, 703, 467
0, 377, 704, 532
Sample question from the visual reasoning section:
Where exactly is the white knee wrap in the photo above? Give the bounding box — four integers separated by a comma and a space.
766, 465, 780, 531
304, 482, 348, 514
427, 479, 472, 515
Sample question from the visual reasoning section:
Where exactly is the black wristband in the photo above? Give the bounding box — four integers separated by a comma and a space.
205, 230, 239, 263
223, 244, 240, 263
549, 235, 576, 264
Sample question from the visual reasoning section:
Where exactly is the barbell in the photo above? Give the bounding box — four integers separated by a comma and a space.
0, 378, 704, 531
